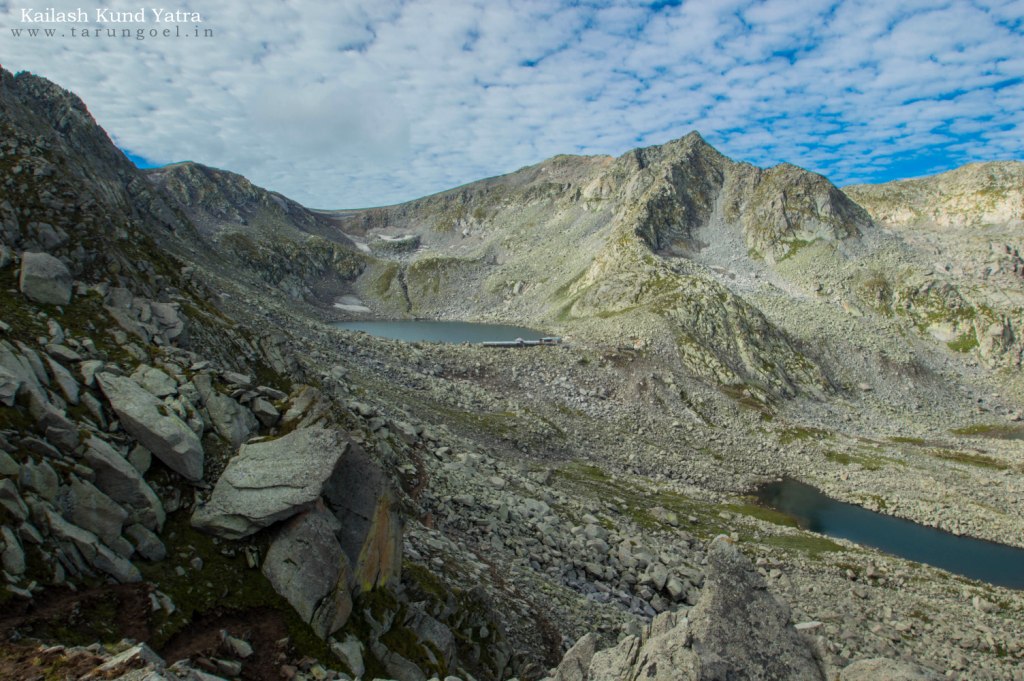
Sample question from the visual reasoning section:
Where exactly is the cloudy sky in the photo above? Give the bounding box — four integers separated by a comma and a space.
4, 0, 1023, 208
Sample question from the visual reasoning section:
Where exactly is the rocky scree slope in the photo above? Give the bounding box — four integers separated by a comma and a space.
2, 67, 1023, 681
147, 162, 365, 302
0, 68, 526, 681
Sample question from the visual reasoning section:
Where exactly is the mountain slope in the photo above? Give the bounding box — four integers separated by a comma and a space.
3, 67, 1024, 680
147, 162, 366, 300
331, 133, 881, 398
844, 162, 1024, 229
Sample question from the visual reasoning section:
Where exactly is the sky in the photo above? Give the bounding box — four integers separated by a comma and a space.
3, 0, 1023, 208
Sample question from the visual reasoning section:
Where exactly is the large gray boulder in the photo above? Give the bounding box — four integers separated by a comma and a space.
193, 373, 257, 447
19, 251, 72, 305
44, 354, 80, 405
0, 363, 20, 407
82, 436, 165, 531
324, 443, 403, 592
0, 340, 45, 405
1, 525, 26, 575
544, 536, 825, 681
191, 428, 348, 539
97, 372, 204, 481
44, 507, 141, 583
686, 536, 824, 680
20, 459, 60, 500
58, 477, 129, 546
262, 507, 353, 639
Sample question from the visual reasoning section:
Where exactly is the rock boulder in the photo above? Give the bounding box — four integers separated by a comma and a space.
97, 372, 204, 481
82, 436, 165, 531
193, 373, 257, 447
191, 428, 348, 540
262, 506, 353, 639
19, 251, 72, 305
323, 443, 403, 592
543, 536, 825, 681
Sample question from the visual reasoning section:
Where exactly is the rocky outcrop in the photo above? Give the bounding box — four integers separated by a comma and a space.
844, 162, 1024, 229
543, 536, 825, 681
262, 507, 353, 639
190, 428, 348, 539
685, 537, 824, 680
194, 428, 403, 639
18, 251, 72, 305
192, 372, 257, 447
97, 372, 205, 482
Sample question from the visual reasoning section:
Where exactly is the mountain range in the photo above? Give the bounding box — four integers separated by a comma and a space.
1, 67, 1023, 680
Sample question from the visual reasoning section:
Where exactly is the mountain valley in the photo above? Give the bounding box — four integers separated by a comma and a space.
1, 67, 1023, 680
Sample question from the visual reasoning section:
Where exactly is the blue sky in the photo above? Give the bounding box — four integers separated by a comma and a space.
4, 0, 1023, 207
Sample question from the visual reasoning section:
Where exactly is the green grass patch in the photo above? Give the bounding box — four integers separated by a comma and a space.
889, 436, 926, 445
555, 463, 732, 537
778, 238, 817, 262
824, 450, 888, 471
719, 384, 775, 420
138, 513, 336, 663
947, 332, 979, 353
432, 406, 518, 440
763, 533, 843, 557
777, 425, 831, 444
722, 501, 799, 528
927, 448, 1012, 471
950, 423, 1024, 440
372, 262, 401, 298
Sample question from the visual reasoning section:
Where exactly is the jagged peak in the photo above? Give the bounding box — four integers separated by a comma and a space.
619, 130, 727, 171
2, 68, 90, 116
0, 67, 135, 181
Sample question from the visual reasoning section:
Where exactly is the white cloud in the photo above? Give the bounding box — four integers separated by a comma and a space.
3, 0, 1022, 206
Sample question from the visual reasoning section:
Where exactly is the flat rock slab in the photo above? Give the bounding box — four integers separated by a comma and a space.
97, 373, 204, 482
191, 428, 348, 540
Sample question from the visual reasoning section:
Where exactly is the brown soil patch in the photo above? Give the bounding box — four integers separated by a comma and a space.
0, 584, 152, 645
159, 607, 290, 681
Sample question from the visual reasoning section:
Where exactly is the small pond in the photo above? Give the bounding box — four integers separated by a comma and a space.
756, 478, 1024, 589
333, 320, 547, 344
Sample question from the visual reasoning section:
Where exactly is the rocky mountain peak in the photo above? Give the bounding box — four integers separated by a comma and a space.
620, 130, 722, 172
613, 135, 868, 262
0, 68, 136, 181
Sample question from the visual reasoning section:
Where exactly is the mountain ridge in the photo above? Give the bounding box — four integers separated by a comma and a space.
2, 67, 1024, 680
